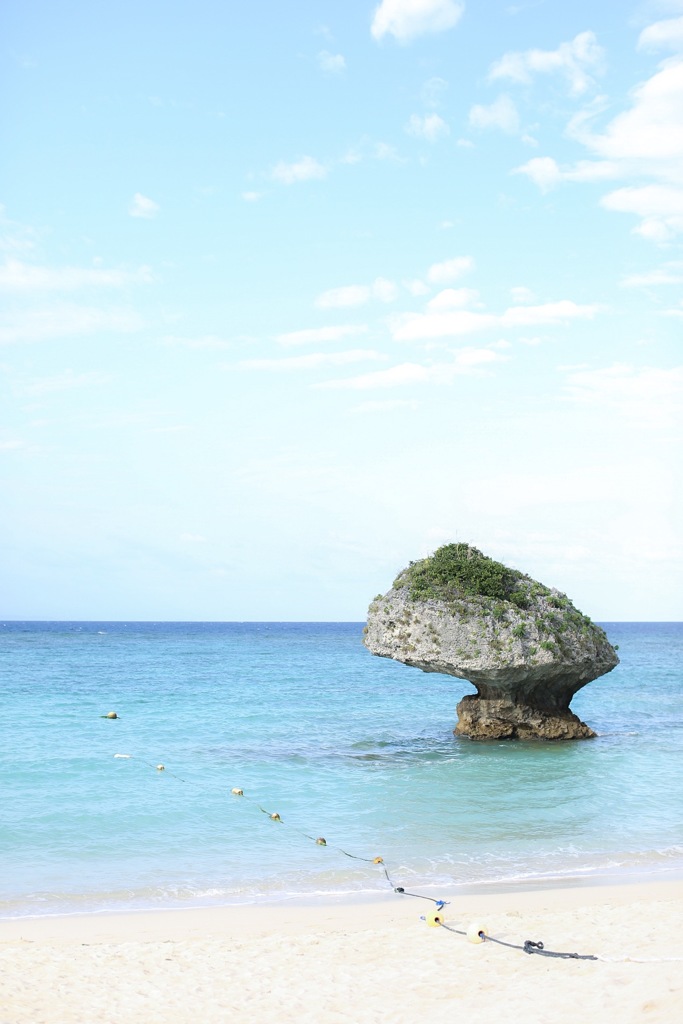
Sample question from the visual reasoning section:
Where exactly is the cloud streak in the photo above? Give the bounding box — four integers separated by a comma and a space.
240, 349, 384, 372
315, 278, 398, 309
392, 298, 599, 341
371, 0, 464, 44
0, 259, 153, 291
0, 304, 144, 344
514, 52, 683, 239
271, 156, 327, 184
318, 347, 503, 390
129, 193, 160, 218
405, 113, 450, 141
489, 31, 605, 96
275, 325, 368, 346
469, 95, 520, 134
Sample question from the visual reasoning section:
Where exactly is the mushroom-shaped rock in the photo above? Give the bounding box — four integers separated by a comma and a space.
363, 544, 618, 741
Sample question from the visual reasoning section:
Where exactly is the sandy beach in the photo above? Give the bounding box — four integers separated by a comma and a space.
2, 879, 682, 1024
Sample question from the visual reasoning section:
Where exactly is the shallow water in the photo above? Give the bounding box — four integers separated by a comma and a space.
1, 620, 681, 917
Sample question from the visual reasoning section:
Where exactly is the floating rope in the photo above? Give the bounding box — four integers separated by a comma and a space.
111, 753, 682, 964
113, 753, 192, 785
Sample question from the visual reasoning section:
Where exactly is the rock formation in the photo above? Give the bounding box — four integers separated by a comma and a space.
363, 544, 619, 741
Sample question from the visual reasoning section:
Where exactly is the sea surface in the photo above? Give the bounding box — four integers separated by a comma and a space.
1, 620, 682, 918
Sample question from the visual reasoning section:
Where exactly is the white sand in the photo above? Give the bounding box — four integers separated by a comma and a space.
1, 880, 682, 1024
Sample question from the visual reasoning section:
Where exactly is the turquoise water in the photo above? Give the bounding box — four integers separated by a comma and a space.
1, 621, 682, 918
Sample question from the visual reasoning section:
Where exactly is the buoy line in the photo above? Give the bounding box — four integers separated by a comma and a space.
114, 754, 447, 908
111, 752, 683, 965
113, 753, 191, 784
437, 919, 598, 960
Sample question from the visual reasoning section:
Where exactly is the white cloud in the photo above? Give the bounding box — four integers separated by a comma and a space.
316, 285, 370, 309
488, 31, 605, 96
469, 95, 520, 134
0, 259, 153, 291
315, 277, 398, 309
319, 347, 502, 390
404, 278, 430, 296
513, 156, 618, 193
0, 208, 37, 254
426, 287, 480, 311
317, 50, 346, 73
162, 334, 233, 349
421, 76, 448, 107
321, 362, 430, 389
129, 193, 160, 218
275, 324, 368, 346
271, 156, 327, 185
426, 255, 474, 284
510, 285, 537, 304
351, 398, 420, 413
20, 369, 112, 396
391, 298, 598, 341
373, 277, 399, 302
514, 156, 563, 193
242, 191, 262, 202
563, 362, 683, 425
392, 309, 497, 341
500, 299, 600, 327
240, 349, 384, 371
0, 304, 144, 344
519, 58, 683, 238
371, 0, 464, 43
638, 16, 683, 52
405, 112, 450, 141
581, 61, 683, 169
600, 184, 683, 240
373, 141, 402, 161
621, 261, 683, 287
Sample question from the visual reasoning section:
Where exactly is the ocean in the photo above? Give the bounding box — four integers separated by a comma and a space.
1, 620, 681, 918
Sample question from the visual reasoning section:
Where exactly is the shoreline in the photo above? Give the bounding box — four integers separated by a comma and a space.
2, 875, 683, 942
4, 857, 683, 923
2, 876, 682, 1023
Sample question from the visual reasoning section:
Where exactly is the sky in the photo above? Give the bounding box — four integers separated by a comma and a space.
1, 0, 682, 621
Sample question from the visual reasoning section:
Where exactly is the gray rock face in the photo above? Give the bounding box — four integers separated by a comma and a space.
363, 545, 619, 740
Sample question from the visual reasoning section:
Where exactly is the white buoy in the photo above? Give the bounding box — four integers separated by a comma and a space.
467, 922, 487, 944
156, 764, 165, 771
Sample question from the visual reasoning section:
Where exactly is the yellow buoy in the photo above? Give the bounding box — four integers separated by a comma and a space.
315, 837, 327, 846
426, 909, 444, 928
373, 857, 384, 864
270, 812, 281, 821
231, 788, 244, 796
105, 712, 118, 719
467, 922, 487, 944
156, 764, 165, 771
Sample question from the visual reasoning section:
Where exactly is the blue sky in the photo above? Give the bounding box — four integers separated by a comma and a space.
1, 0, 682, 620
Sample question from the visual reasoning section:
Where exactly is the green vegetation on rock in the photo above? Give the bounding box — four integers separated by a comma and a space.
394, 543, 541, 606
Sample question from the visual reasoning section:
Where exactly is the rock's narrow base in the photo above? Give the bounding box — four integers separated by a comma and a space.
454, 695, 596, 741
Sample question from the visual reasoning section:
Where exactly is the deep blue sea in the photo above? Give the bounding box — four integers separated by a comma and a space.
1, 621, 682, 918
